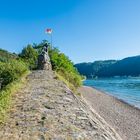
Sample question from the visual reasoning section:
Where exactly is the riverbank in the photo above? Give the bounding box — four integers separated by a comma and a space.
78, 86, 140, 140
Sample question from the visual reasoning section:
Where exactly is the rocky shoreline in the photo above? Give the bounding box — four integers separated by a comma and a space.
0, 70, 121, 140
78, 86, 140, 140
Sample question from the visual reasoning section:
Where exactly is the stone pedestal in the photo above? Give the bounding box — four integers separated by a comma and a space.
42, 62, 52, 70
37, 54, 52, 70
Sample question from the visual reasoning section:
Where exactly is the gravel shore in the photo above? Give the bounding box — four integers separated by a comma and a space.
78, 86, 140, 140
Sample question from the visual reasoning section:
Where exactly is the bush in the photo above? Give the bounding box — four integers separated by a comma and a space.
49, 47, 82, 88
0, 60, 28, 88
0, 50, 29, 122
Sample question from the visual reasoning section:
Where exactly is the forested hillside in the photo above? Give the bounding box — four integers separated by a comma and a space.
75, 60, 117, 78
75, 56, 140, 78
98, 56, 140, 77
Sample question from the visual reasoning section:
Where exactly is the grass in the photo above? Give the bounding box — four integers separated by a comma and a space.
0, 71, 30, 123
55, 72, 82, 96
55, 72, 75, 91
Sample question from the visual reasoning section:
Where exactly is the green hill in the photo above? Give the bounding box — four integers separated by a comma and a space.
75, 60, 117, 78
75, 56, 140, 78
0, 49, 18, 62
98, 56, 140, 77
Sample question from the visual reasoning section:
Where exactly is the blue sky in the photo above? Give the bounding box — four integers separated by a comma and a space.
0, 0, 140, 63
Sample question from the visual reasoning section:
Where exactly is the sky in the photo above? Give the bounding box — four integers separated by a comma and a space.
0, 0, 140, 63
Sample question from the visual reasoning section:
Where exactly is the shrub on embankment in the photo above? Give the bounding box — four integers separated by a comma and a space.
0, 49, 29, 122
0, 60, 28, 89
49, 47, 82, 89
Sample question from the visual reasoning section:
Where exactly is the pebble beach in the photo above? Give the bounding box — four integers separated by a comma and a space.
78, 86, 140, 140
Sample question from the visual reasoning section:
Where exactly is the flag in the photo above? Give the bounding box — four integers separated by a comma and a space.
45, 28, 52, 34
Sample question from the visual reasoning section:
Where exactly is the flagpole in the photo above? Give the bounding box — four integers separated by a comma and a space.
46, 28, 53, 49
50, 33, 52, 49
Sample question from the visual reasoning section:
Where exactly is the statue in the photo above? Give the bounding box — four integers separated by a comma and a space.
37, 45, 52, 70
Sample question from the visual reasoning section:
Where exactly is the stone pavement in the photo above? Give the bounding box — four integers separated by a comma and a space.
0, 70, 122, 140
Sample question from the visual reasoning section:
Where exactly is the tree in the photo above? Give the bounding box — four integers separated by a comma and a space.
33, 40, 50, 54
19, 44, 38, 69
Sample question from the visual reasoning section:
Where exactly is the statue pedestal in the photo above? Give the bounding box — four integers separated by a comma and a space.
37, 61, 52, 70
43, 62, 52, 70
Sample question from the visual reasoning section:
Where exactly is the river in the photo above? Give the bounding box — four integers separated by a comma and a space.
84, 77, 140, 108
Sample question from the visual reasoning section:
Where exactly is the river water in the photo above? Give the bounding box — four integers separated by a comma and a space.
84, 77, 140, 108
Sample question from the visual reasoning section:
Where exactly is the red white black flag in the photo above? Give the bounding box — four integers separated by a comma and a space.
45, 28, 52, 34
